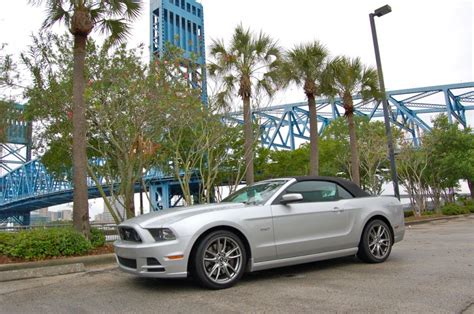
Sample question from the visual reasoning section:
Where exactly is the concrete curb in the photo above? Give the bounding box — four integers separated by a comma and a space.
0, 253, 116, 272
0, 253, 116, 282
405, 214, 473, 226
0, 263, 86, 282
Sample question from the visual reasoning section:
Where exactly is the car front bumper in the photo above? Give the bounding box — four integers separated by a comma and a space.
114, 235, 192, 279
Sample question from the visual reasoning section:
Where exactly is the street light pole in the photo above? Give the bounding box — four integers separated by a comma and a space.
369, 5, 401, 200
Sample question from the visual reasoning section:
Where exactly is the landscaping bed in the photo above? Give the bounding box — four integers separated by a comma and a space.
0, 227, 114, 265
0, 243, 115, 265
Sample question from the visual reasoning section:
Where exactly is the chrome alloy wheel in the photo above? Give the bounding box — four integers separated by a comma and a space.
368, 224, 391, 259
203, 236, 242, 284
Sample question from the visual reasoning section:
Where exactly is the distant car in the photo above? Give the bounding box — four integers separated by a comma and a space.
114, 176, 404, 289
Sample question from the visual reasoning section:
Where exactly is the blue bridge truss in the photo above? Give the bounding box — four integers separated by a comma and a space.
227, 82, 474, 149
0, 159, 201, 225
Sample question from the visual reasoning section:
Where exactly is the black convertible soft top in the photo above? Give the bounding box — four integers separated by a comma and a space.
293, 176, 371, 198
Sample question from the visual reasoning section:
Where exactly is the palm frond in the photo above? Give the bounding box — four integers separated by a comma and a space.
97, 18, 131, 44
214, 74, 237, 108
113, 0, 142, 20
209, 39, 227, 56
89, 6, 106, 24
28, 0, 47, 6
360, 66, 381, 100
231, 24, 252, 55
326, 55, 381, 102
281, 41, 329, 91
42, 1, 72, 29
256, 75, 275, 98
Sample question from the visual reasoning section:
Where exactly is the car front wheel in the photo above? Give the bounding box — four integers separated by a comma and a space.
357, 219, 393, 263
192, 230, 247, 289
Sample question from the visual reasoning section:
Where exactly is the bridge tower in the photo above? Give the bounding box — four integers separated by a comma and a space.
150, 0, 207, 103
148, 0, 207, 210
0, 103, 32, 224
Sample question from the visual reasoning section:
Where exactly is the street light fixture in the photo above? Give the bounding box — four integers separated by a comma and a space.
369, 4, 401, 200
374, 5, 392, 17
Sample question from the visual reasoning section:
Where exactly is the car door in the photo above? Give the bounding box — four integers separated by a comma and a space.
270, 180, 354, 259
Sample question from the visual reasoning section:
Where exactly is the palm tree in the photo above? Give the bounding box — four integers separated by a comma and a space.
208, 25, 282, 185
279, 41, 329, 175
324, 56, 380, 186
30, 0, 142, 237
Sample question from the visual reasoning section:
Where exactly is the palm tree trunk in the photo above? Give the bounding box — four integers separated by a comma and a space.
72, 34, 91, 238
347, 112, 361, 186
308, 94, 319, 176
243, 95, 254, 185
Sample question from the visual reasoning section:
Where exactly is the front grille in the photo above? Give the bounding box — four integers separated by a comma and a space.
117, 256, 137, 269
118, 227, 141, 242
147, 258, 161, 266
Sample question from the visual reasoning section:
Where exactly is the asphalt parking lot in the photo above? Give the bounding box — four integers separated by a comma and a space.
1, 216, 473, 314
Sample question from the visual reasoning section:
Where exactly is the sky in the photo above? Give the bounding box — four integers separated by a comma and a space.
1, 0, 473, 216
2, 0, 472, 100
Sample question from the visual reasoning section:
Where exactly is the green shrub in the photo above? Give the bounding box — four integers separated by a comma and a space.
6, 228, 91, 260
440, 203, 470, 216
0, 232, 17, 256
90, 228, 106, 248
404, 211, 414, 218
461, 199, 474, 213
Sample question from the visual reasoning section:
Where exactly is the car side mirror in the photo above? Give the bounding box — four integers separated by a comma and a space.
280, 193, 303, 205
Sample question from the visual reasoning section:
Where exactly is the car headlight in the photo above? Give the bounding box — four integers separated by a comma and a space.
147, 228, 176, 241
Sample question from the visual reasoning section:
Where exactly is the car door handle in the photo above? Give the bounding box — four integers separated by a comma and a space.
333, 207, 345, 213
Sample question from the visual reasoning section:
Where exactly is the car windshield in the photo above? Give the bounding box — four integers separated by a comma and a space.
222, 180, 289, 205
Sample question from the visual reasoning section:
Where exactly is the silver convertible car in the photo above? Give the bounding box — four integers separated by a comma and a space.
114, 176, 404, 289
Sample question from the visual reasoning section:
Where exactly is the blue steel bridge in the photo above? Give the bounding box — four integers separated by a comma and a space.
1, 81, 474, 225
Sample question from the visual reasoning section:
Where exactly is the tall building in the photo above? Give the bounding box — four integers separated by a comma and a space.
150, 0, 207, 103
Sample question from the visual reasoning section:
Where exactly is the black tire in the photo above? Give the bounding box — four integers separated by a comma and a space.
357, 219, 393, 263
192, 230, 247, 289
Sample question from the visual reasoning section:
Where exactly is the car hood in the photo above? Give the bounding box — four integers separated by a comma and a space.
121, 202, 246, 228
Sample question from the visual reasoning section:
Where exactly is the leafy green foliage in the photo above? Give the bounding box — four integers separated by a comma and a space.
256, 146, 309, 179
251, 117, 398, 195
0, 232, 16, 256
0, 43, 20, 91
1, 43, 21, 143
89, 228, 106, 248
23, 33, 201, 220
322, 117, 399, 194
2, 228, 92, 260
459, 198, 474, 213
423, 115, 474, 191
440, 203, 470, 216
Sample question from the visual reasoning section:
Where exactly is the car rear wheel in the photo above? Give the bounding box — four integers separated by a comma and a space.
357, 219, 393, 263
192, 230, 247, 289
